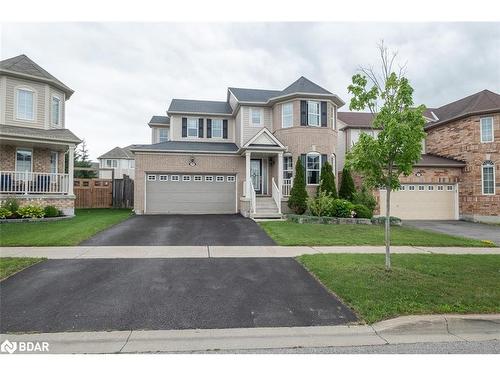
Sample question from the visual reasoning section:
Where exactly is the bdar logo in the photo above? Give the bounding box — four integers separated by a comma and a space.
1, 340, 17, 354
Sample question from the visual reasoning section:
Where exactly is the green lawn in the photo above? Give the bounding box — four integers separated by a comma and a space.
0, 257, 45, 280
0, 209, 132, 246
260, 221, 493, 247
298, 254, 500, 323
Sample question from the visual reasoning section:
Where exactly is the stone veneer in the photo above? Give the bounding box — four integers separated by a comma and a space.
0, 195, 75, 216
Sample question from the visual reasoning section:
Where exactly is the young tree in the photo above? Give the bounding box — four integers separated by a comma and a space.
338, 166, 356, 201
74, 140, 96, 178
347, 42, 426, 270
288, 157, 308, 214
318, 161, 337, 198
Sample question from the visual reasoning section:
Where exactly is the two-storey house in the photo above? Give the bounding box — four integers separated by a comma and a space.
131, 77, 344, 217
97, 145, 136, 180
0, 55, 81, 215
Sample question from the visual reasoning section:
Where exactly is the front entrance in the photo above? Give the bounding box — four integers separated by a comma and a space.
250, 159, 262, 194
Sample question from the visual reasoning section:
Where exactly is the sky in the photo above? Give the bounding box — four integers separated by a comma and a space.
1, 22, 499, 160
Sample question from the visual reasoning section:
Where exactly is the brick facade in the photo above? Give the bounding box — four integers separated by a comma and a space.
0, 144, 65, 173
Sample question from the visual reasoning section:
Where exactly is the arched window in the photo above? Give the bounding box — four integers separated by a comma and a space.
306, 152, 321, 185
482, 161, 495, 195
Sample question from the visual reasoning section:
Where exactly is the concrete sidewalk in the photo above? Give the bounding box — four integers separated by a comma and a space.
1, 245, 499, 259
1, 314, 498, 354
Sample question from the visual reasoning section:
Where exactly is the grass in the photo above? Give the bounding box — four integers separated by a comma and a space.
260, 221, 494, 247
0, 209, 132, 246
297, 254, 500, 323
0, 257, 45, 280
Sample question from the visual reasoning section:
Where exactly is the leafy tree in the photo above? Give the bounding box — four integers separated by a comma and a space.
74, 140, 96, 178
288, 157, 308, 214
338, 166, 356, 201
318, 161, 337, 198
346, 42, 426, 270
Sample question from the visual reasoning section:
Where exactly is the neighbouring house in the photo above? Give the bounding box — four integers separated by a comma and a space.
97, 145, 136, 179
131, 76, 344, 218
0, 54, 81, 215
337, 89, 500, 223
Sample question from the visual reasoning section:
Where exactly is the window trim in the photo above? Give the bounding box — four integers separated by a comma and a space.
447, 185, 454, 191
159, 175, 168, 181
306, 152, 321, 185
15, 86, 36, 122
186, 118, 199, 138
51, 94, 62, 126
182, 175, 191, 182
147, 175, 156, 181
307, 100, 320, 127
211, 119, 223, 139
170, 175, 180, 182
227, 176, 235, 182
194, 175, 203, 182
281, 102, 293, 128
205, 176, 214, 182
408, 185, 416, 191
15, 147, 33, 173
437, 185, 444, 191
158, 127, 169, 143
481, 161, 495, 195
216, 176, 225, 182
418, 185, 425, 191
480, 117, 494, 143
250, 108, 263, 127
400, 185, 406, 191
427, 185, 434, 191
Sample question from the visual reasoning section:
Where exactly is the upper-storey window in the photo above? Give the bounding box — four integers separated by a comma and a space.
51, 95, 61, 126
308, 100, 320, 126
482, 160, 495, 195
282, 102, 293, 128
212, 119, 223, 138
106, 159, 118, 168
250, 108, 262, 127
159, 128, 169, 142
187, 118, 199, 137
480, 117, 494, 143
16, 88, 35, 121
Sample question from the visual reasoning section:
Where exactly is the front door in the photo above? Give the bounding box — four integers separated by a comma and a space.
250, 159, 262, 194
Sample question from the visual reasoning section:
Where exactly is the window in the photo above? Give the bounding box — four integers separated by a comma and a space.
227, 176, 235, 182
283, 155, 293, 180
194, 175, 202, 181
171, 175, 180, 181
428, 185, 434, 191
250, 108, 262, 126
16, 88, 35, 120
480, 117, 494, 143
350, 129, 361, 146
400, 185, 406, 191
129, 160, 135, 169
482, 161, 495, 195
216, 176, 225, 182
50, 151, 58, 174
205, 176, 213, 182
147, 175, 156, 181
51, 96, 61, 125
212, 119, 223, 138
187, 118, 198, 137
16, 148, 32, 173
159, 175, 168, 181
307, 100, 320, 126
331, 153, 337, 175
408, 185, 415, 191
418, 185, 425, 191
183, 175, 191, 182
282, 102, 293, 128
306, 153, 320, 185
438, 185, 444, 191
447, 185, 454, 191
159, 128, 169, 142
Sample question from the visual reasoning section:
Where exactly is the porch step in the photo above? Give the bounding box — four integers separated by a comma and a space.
252, 196, 282, 219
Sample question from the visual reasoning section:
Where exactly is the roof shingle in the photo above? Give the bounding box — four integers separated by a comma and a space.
0, 124, 81, 144
131, 141, 239, 153
168, 99, 232, 114
98, 145, 136, 159
149, 115, 170, 125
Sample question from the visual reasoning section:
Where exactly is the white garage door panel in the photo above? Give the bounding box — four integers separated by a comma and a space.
146, 174, 236, 214
380, 184, 457, 220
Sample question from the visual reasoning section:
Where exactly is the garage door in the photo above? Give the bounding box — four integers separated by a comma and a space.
379, 184, 457, 220
145, 173, 237, 214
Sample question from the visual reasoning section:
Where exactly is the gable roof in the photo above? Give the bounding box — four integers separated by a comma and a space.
242, 128, 286, 149
148, 115, 170, 125
338, 112, 375, 129
168, 99, 232, 115
0, 54, 74, 98
98, 145, 136, 159
228, 87, 282, 103
281, 76, 333, 96
415, 153, 466, 168
130, 141, 239, 154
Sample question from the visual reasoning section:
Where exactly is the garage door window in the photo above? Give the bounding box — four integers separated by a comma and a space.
408, 185, 415, 191
418, 185, 425, 191
447, 185, 454, 191
159, 175, 168, 181
428, 185, 434, 191
438, 185, 444, 191
216, 176, 224, 182
400, 185, 405, 191
194, 175, 202, 181
171, 175, 180, 181
205, 176, 213, 182
227, 176, 235, 182
183, 175, 191, 182
147, 175, 156, 181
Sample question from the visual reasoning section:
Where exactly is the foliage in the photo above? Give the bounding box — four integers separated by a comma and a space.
338, 167, 356, 201
318, 161, 337, 198
352, 186, 377, 212
74, 140, 97, 178
288, 157, 308, 214
0, 207, 12, 219
353, 204, 373, 219
307, 190, 334, 217
44, 205, 61, 217
17, 205, 45, 219
2, 198, 20, 214
330, 199, 354, 218
0, 258, 45, 280
371, 216, 402, 226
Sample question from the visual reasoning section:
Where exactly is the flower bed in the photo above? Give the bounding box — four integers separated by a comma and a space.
286, 214, 372, 225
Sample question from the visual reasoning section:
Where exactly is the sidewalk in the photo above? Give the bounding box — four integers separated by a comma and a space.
1, 314, 498, 354
1, 245, 499, 259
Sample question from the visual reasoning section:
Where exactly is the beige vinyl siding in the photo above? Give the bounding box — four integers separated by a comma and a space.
235, 108, 242, 146
4, 76, 46, 128
228, 91, 238, 111
48, 86, 65, 128
0, 76, 6, 123
169, 114, 235, 143
241, 106, 273, 145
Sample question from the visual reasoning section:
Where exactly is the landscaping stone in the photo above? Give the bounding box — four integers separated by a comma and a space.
286, 214, 372, 225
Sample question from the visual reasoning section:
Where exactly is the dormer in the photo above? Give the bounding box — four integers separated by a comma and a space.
148, 115, 170, 143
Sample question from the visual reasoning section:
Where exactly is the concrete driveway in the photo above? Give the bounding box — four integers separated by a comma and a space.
0, 258, 357, 333
405, 220, 500, 245
80, 214, 275, 246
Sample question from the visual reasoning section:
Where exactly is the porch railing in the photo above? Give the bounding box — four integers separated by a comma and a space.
271, 177, 282, 214
282, 178, 293, 196
0, 171, 70, 195
247, 179, 256, 214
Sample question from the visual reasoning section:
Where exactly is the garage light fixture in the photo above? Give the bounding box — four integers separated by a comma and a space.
189, 156, 196, 167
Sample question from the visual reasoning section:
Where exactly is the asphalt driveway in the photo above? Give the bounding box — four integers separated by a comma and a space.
0, 258, 357, 333
405, 220, 500, 245
80, 214, 275, 246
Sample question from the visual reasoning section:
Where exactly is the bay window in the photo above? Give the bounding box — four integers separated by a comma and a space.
16, 88, 35, 121
480, 117, 493, 143
282, 102, 293, 128
307, 100, 320, 126
51, 96, 61, 125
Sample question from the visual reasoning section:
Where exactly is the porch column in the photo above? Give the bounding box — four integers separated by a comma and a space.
277, 151, 283, 199
245, 151, 251, 198
68, 145, 75, 196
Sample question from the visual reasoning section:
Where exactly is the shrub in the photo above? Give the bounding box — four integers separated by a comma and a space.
371, 216, 402, 226
2, 198, 19, 214
307, 190, 335, 217
288, 157, 308, 214
353, 204, 373, 219
318, 161, 337, 198
17, 205, 45, 219
352, 186, 377, 212
339, 167, 356, 201
331, 199, 354, 218
0, 207, 12, 219
44, 205, 60, 217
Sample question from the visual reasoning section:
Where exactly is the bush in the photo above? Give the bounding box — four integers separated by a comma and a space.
2, 198, 19, 214
352, 186, 377, 212
353, 204, 373, 219
0, 207, 12, 219
307, 190, 335, 217
44, 205, 61, 217
288, 157, 308, 214
318, 161, 337, 198
371, 216, 402, 226
17, 205, 45, 219
331, 199, 354, 218
339, 167, 356, 201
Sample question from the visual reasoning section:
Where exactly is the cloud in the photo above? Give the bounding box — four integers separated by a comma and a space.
1, 22, 498, 159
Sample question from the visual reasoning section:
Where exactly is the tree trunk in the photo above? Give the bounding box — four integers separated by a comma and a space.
385, 186, 392, 270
